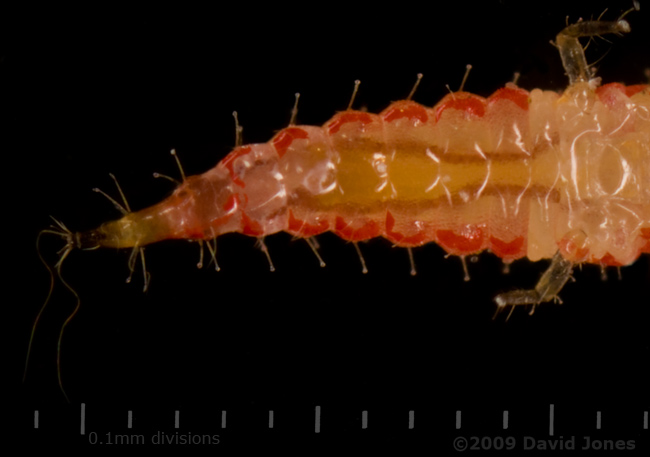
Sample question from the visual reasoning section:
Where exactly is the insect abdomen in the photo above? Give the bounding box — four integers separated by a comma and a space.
217, 86, 535, 262
86, 82, 650, 267
224, 82, 650, 265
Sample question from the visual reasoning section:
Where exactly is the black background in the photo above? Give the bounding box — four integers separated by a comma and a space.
8, 0, 650, 449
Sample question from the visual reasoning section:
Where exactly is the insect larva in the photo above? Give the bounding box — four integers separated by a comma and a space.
25, 4, 650, 403
49, 19, 649, 298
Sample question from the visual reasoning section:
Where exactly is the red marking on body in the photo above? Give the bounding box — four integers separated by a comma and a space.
489, 236, 525, 259
326, 111, 375, 134
272, 127, 309, 158
381, 101, 429, 123
241, 212, 264, 236
223, 194, 239, 213
434, 92, 486, 122
288, 210, 329, 237
384, 211, 427, 246
594, 252, 624, 267
595, 83, 649, 106
488, 87, 530, 111
436, 226, 485, 254
220, 146, 251, 188
179, 223, 205, 240
204, 191, 241, 230
596, 82, 628, 107
334, 216, 381, 241
624, 84, 649, 97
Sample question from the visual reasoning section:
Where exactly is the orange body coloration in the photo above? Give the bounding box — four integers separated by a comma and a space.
81, 81, 650, 268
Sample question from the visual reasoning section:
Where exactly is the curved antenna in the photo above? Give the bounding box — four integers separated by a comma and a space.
27, 219, 78, 402
24, 231, 57, 383
54, 256, 80, 403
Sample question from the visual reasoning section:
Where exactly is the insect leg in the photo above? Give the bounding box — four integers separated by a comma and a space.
494, 251, 573, 314
555, 18, 631, 84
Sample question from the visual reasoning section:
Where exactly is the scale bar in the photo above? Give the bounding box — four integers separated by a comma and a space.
315, 406, 321, 433
38, 402, 650, 435
80, 403, 86, 435
549, 404, 554, 436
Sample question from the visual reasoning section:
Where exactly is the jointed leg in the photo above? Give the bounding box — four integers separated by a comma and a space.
494, 251, 573, 314
555, 12, 633, 84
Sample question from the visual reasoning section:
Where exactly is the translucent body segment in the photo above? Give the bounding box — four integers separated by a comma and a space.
527, 196, 561, 262
552, 83, 650, 264
220, 144, 287, 236
485, 85, 532, 155
434, 92, 490, 153
276, 126, 335, 237
87, 167, 237, 248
